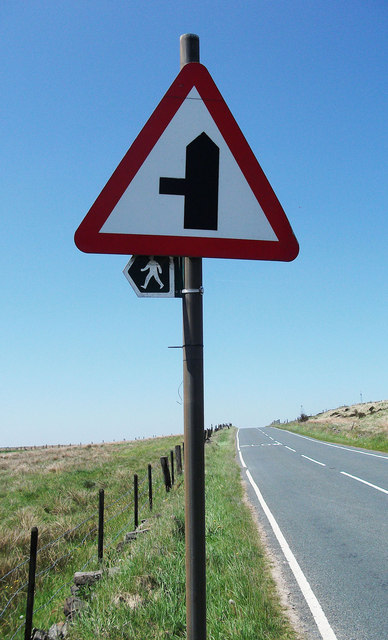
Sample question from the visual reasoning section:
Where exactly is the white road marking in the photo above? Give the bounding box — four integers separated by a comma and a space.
274, 429, 388, 460
237, 433, 338, 639
239, 427, 385, 639
340, 471, 388, 495
242, 462, 338, 640
236, 430, 246, 468
301, 455, 326, 467
240, 443, 281, 448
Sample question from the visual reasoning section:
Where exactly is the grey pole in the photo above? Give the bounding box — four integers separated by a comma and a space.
180, 33, 200, 70
180, 33, 206, 640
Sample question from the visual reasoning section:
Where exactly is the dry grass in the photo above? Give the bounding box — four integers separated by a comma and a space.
313, 400, 388, 432
0, 442, 129, 475
280, 400, 388, 451
0, 437, 180, 579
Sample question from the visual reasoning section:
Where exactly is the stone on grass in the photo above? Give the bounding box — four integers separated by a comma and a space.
73, 570, 103, 586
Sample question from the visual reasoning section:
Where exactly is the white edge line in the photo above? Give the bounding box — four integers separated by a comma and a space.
301, 454, 326, 467
245, 467, 338, 640
340, 471, 388, 494
236, 429, 247, 468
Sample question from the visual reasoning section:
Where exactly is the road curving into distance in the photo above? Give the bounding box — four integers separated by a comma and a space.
237, 426, 388, 640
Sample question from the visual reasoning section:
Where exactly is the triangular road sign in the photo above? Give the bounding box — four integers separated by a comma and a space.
75, 63, 299, 261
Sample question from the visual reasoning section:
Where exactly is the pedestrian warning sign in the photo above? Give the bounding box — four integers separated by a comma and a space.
123, 255, 183, 297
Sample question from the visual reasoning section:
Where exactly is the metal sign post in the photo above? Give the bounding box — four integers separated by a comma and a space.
180, 34, 207, 640
74, 32, 299, 640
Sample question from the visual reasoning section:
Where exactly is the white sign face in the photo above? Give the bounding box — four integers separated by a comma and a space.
101, 88, 277, 243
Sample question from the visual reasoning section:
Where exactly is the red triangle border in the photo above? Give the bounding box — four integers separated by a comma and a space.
75, 63, 299, 262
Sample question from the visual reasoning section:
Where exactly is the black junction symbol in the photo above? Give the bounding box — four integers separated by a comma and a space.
159, 132, 219, 231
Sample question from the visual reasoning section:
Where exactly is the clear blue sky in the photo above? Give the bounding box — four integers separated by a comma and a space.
1, 1, 387, 446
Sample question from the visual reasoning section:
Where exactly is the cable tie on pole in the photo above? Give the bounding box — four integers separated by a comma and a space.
181, 287, 204, 294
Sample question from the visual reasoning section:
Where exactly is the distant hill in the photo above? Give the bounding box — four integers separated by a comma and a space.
277, 400, 388, 452
306, 400, 388, 434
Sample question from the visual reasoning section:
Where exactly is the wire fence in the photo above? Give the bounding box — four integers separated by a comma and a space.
1, 424, 230, 639
0, 442, 184, 640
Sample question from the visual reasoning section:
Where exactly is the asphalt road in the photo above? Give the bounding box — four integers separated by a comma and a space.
237, 427, 388, 640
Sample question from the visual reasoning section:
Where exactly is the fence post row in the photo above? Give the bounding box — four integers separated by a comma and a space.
14, 437, 223, 638
24, 527, 38, 640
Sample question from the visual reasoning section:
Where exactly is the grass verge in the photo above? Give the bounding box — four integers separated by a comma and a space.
275, 400, 388, 453
67, 428, 299, 640
276, 421, 388, 452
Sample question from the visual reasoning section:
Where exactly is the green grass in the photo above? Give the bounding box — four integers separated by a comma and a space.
275, 400, 388, 452
0, 437, 183, 569
0, 436, 183, 639
67, 429, 298, 640
2, 430, 299, 639
277, 420, 388, 452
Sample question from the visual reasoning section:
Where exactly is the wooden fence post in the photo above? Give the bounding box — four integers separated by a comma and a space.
24, 527, 38, 640
98, 489, 104, 563
134, 474, 139, 529
170, 450, 175, 485
160, 457, 172, 492
148, 463, 153, 511
175, 444, 182, 475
